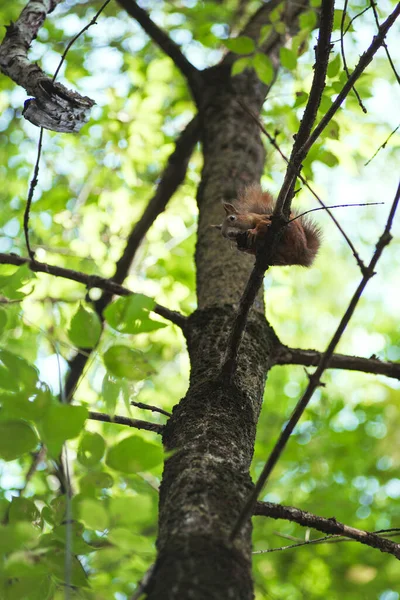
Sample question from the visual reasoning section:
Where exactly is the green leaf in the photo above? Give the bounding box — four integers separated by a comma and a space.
102, 374, 121, 415
106, 435, 163, 474
327, 53, 341, 78
8, 497, 40, 523
0, 420, 38, 461
259, 25, 272, 46
103, 345, 149, 380
299, 10, 318, 30
0, 523, 39, 555
44, 552, 88, 587
274, 22, 286, 35
0, 307, 8, 334
231, 57, 251, 77
252, 53, 274, 85
109, 495, 153, 526
104, 294, 166, 334
79, 498, 109, 531
0, 349, 38, 393
79, 471, 114, 496
280, 47, 297, 71
293, 91, 308, 108
68, 304, 102, 348
318, 150, 339, 167
77, 431, 105, 467
224, 36, 255, 55
327, 120, 340, 140
40, 404, 88, 457
0, 264, 35, 300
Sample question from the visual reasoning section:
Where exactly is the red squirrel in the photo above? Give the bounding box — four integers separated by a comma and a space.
215, 185, 321, 267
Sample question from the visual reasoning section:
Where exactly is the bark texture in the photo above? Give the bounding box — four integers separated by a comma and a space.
0, 0, 94, 132
145, 2, 310, 598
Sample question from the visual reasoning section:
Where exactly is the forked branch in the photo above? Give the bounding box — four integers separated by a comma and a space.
254, 501, 400, 559
231, 180, 400, 541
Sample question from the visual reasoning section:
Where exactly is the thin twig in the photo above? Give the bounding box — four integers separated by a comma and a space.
273, 345, 400, 381
364, 123, 400, 166
116, 0, 202, 101
0, 253, 187, 328
288, 202, 383, 222
52, 0, 111, 81
340, 0, 367, 113
24, 127, 44, 259
19, 445, 46, 496
236, 99, 366, 271
88, 411, 164, 434
299, 4, 400, 158
254, 501, 400, 559
253, 534, 335, 554
230, 180, 400, 541
131, 400, 171, 417
370, 0, 400, 85
221, 1, 335, 379
274, 0, 335, 216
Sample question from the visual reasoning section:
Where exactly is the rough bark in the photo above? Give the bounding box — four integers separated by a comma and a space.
145, 3, 309, 598
0, 0, 94, 132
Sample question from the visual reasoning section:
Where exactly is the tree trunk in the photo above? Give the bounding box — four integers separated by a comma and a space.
147, 4, 308, 598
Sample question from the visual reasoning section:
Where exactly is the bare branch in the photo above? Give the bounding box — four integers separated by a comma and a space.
0, 252, 186, 328
370, 0, 400, 85
116, 0, 202, 101
254, 501, 400, 560
274, 345, 400, 381
300, 3, 400, 158
0, 0, 95, 132
88, 411, 164, 435
236, 100, 367, 272
275, 1, 335, 216
131, 401, 171, 418
340, 0, 367, 113
95, 116, 200, 315
230, 180, 400, 541
24, 129, 44, 259
221, 1, 335, 379
364, 123, 400, 166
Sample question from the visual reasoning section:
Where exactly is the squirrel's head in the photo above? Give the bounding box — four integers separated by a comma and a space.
212, 203, 244, 239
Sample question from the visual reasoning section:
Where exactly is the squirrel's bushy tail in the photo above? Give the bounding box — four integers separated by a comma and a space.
299, 217, 322, 266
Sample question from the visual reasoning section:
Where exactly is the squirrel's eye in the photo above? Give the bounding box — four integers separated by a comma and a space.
228, 215, 236, 222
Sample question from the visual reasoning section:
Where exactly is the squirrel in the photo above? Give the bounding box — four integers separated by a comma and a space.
215, 185, 321, 267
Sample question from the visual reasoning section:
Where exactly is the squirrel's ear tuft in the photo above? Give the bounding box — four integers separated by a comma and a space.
223, 203, 238, 215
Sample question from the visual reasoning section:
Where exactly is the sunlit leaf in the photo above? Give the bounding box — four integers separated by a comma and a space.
68, 304, 102, 348
224, 36, 255, 55
106, 435, 162, 474
0, 420, 38, 461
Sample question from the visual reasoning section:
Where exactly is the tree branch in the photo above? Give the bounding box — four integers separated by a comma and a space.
221, 0, 335, 379
254, 501, 400, 560
0, 0, 95, 132
88, 411, 164, 434
274, 345, 400, 380
116, 0, 202, 101
274, 0, 335, 216
0, 253, 186, 328
230, 180, 400, 541
94, 116, 200, 315
299, 3, 400, 158
64, 118, 198, 397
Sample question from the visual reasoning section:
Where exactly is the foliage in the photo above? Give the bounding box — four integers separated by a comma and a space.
0, 1, 399, 599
